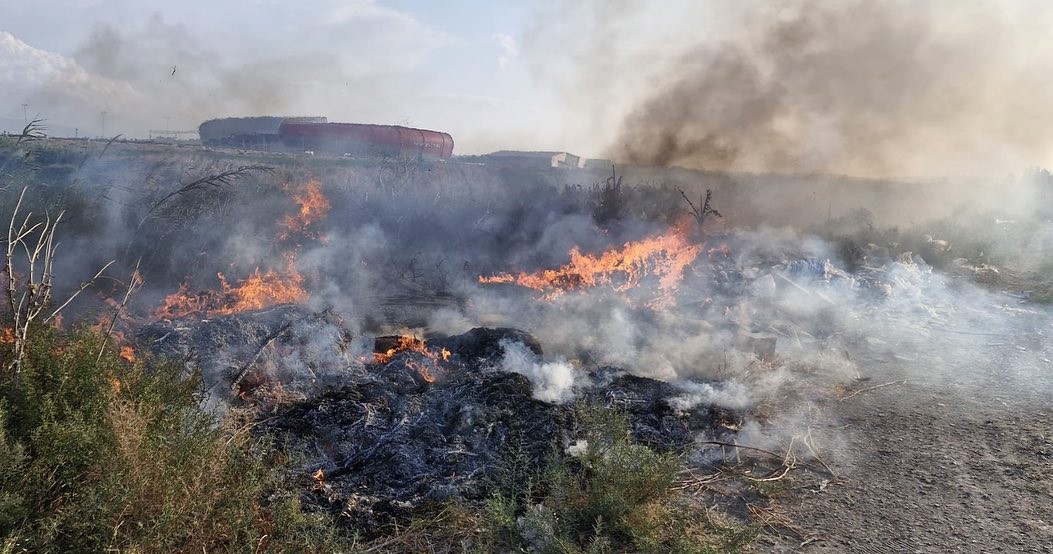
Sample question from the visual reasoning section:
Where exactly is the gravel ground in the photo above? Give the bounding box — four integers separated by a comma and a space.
758, 302, 1053, 553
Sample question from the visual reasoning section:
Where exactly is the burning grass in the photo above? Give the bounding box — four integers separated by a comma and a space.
480, 218, 704, 308
277, 178, 331, 243
152, 176, 325, 320
154, 263, 308, 319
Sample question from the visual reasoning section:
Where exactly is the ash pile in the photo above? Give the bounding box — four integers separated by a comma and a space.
137, 307, 742, 536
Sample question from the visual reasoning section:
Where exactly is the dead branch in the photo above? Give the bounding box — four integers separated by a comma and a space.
3, 187, 114, 372
96, 259, 145, 363
125, 164, 274, 256
801, 428, 838, 479
230, 320, 295, 394
698, 440, 787, 461
98, 134, 123, 159
144, 164, 274, 219
14, 119, 46, 146
839, 379, 907, 401
699, 438, 835, 479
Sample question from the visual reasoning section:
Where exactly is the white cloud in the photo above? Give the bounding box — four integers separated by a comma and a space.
491, 33, 518, 69
0, 31, 136, 127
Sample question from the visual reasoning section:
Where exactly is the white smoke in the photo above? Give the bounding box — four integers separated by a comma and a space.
498, 339, 578, 403
669, 380, 751, 412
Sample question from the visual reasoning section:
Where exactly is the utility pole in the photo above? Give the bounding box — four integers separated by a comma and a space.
21, 103, 28, 125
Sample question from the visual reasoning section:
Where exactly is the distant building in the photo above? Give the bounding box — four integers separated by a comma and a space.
582, 158, 614, 171
483, 150, 586, 169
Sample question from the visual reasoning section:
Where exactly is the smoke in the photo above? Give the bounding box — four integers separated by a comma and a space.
499, 339, 578, 403
1, 6, 450, 137
526, 0, 1053, 178
5, 120, 1052, 470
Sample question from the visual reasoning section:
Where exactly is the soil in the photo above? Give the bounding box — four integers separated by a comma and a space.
758, 312, 1053, 552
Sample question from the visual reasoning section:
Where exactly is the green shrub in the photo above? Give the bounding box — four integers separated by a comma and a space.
472, 405, 756, 554
0, 328, 348, 553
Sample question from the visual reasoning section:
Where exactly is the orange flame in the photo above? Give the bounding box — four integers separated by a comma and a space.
371, 336, 450, 383
278, 179, 330, 242
480, 220, 702, 308
0, 327, 13, 345
119, 346, 136, 363
154, 257, 307, 319
154, 179, 324, 320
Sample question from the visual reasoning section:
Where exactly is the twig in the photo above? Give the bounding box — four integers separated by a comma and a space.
98, 134, 123, 158
96, 259, 144, 363
839, 379, 907, 401
44, 260, 116, 324
802, 428, 838, 479
230, 320, 294, 393
698, 440, 787, 461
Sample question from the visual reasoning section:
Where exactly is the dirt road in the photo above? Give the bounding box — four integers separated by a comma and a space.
760, 307, 1053, 553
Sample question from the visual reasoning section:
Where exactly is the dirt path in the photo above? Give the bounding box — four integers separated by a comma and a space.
758, 326, 1053, 552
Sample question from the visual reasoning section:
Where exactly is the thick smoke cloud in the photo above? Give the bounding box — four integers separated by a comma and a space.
527, 0, 1053, 178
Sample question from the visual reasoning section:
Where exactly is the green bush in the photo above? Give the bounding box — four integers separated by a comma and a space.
0, 328, 348, 553
475, 406, 755, 554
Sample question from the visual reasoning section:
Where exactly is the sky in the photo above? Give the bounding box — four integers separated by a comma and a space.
0, 1, 557, 152
3, 1, 1053, 177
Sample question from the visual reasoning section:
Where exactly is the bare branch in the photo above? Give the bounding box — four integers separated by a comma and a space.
97, 260, 144, 363
126, 164, 274, 257
3, 187, 113, 372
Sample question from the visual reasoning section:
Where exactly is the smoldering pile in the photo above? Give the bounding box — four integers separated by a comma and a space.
137, 306, 743, 535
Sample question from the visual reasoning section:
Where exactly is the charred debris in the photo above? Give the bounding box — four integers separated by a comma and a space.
138, 307, 739, 536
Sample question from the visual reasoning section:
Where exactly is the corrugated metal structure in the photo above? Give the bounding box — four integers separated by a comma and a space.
278, 121, 455, 159
199, 116, 327, 147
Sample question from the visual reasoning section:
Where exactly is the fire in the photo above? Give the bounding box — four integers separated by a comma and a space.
214, 264, 308, 315
154, 180, 325, 320
119, 346, 136, 363
0, 327, 13, 344
479, 220, 703, 308
373, 335, 429, 364
371, 336, 450, 383
278, 179, 330, 242
155, 263, 308, 319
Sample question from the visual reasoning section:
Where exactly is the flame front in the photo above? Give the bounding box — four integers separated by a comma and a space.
155, 259, 307, 319
119, 346, 136, 363
479, 221, 702, 308
154, 180, 324, 320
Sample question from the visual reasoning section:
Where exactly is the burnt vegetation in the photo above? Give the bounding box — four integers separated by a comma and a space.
1, 137, 1052, 552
